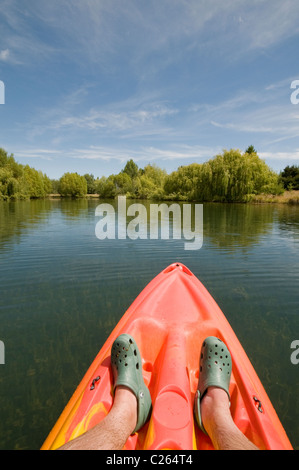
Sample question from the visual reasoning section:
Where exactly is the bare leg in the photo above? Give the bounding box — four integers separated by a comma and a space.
58, 386, 137, 450
201, 387, 259, 450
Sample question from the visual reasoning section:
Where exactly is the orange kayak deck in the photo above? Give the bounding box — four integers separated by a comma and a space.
41, 263, 293, 450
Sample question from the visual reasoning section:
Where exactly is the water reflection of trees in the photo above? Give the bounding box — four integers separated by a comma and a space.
0, 200, 53, 250
1, 199, 299, 254
110, 200, 278, 251
0, 199, 92, 251
202, 203, 277, 251
59, 197, 89, 218
276, 205, 299, 239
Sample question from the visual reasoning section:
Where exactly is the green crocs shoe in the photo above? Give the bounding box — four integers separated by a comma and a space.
194, 336, 232, 435
111, 333, 152, 434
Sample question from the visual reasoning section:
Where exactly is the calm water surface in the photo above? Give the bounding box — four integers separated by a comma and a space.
0, 199, 298, 450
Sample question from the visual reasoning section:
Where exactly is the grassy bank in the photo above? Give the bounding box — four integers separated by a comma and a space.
251, 190, 299, 204
47, 191, 299, 204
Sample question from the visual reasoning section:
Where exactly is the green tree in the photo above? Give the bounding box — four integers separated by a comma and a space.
0, 148, 9, 167
208, 149, 282, 201
83, 174, 96, 194
164, 164, 202, 200
280, 165, 299, 190
58, 173, 87, 197
96, 176, 116, 198
245, 145, 257, 155
164, 149, 282, 202
136, 164, 167, 199
0, 148, 51, 200
113, 172, 133, 195
122, 159, 139, 179
51, 179, 60, 194
23, 166, 50, 198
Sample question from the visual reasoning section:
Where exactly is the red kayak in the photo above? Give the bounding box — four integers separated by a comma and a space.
41, 263, 293, 450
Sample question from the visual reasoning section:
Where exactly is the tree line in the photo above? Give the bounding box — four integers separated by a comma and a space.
0, 146, 298, 202
0, 148, 52, 200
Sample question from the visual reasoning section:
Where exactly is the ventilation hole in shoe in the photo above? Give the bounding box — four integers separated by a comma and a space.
203, 341, 206, 347
215, 344, 218, 347
129, 339, 133, 344
215, 352, 218, 355
220, 368, 222, 372
220, 356, 223, 359
201, 353, 203, 359
125, 363, 128, 366
200, 366, 202, 372
208, 356, 211, 359
208, 364, 211, 369
136, 363, 139, 369
134, 350, 137, 356
215, 361, 218, 364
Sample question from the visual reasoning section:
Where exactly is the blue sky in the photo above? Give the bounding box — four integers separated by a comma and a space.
0, 0, 299, 179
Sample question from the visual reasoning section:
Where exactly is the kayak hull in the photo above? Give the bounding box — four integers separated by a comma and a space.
41, 263, 293, 450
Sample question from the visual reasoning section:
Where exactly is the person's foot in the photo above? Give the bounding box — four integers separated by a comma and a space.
111, 334, 152, 434
194, 336, 232, 435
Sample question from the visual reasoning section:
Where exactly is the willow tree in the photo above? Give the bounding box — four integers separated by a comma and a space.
163, 149, 282, 202
135, 164, 167, 199
0, 148, 52, 200
58, 172, 87, 197
163, 163, 202, 200
207, 149, 282, 202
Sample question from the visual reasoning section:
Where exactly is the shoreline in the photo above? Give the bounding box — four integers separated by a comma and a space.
2, 190, 299, 204
250, 190, 299, 205
48, 191, 299, 204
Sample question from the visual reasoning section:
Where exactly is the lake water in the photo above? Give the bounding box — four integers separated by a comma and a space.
0, 198, 298, 450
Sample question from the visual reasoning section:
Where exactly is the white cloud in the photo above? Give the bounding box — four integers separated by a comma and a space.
71, 144, 219, 163
15, 148, 59, 161
2, 1, 299, 68
0, 49, 10, 61
55, 105, 178, 133
260, 150, 299, 161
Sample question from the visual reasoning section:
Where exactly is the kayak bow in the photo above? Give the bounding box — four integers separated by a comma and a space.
41, 263, 293, 450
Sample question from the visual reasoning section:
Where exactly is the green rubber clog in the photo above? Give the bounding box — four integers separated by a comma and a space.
194, 336, 232, 435
111, 333, 152, 434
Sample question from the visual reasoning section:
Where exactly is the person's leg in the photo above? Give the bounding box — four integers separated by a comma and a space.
201, 386, 259, 450
194, 336, 259, 450
59, 386, 137, 450
59, 333, 151, 450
